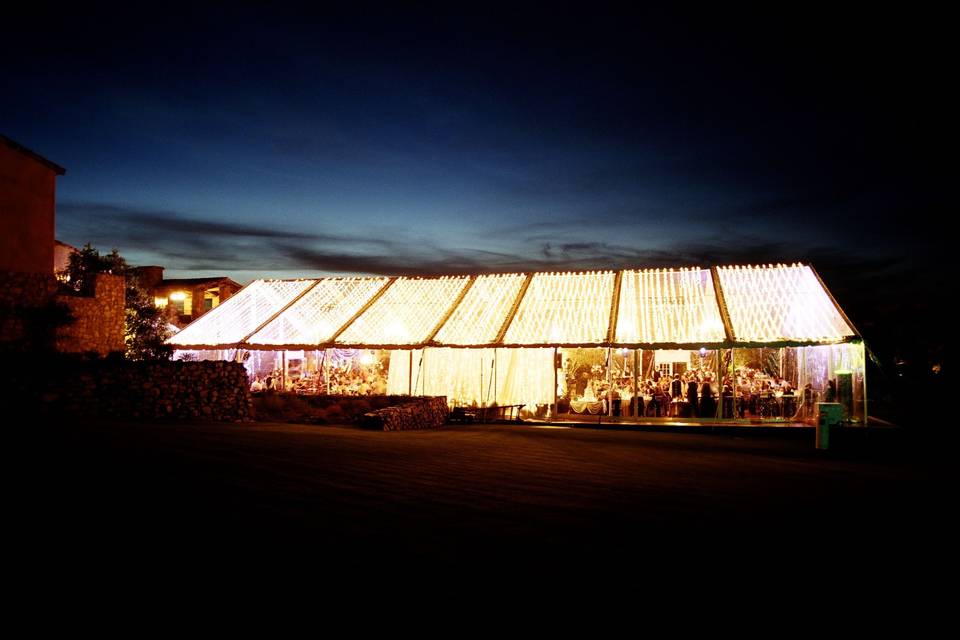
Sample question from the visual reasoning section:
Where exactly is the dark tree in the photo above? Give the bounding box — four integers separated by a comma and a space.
60, 244, 173, 360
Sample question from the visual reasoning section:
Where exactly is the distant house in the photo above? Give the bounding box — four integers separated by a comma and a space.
54, 240, 78, 275
134, 266, 240, 328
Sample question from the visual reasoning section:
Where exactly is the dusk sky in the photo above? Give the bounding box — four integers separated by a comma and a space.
2, 5, 948, 350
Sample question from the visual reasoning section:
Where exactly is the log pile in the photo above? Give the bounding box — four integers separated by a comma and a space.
14, 358, 254, 422
361, 396, 448, 431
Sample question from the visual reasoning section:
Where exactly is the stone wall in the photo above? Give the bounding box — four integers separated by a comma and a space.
56, 273, 126, 356
9, 358, 253, 422
0, 270, 58, 347
361, 396, 449, 431
0, 270, 125, 355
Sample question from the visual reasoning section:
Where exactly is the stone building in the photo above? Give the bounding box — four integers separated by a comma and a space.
0, 134, 64, 275
0, 134, 125, 355
134, 266, 240, 328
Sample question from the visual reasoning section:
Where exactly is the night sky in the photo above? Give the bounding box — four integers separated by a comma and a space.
1, 5, 949, 371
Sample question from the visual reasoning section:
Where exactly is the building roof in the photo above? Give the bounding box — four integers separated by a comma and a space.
167, 264, 861, 351
157, 277, 241, 289
0, 134, 66, 175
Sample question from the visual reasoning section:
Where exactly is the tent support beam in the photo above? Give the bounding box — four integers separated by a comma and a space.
494, 273, 534, 345
606, 270, 623, 344
710, 266, 736, 344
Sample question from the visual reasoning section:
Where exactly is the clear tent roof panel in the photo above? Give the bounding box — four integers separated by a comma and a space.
615, 268, 726, 345
334, 276, 470, 346
167, 264, 859, 350
432, 273, 527, 346
503, 271, 615, 345
718, 264, 855, 343
245, 277, 388, 347
167, 279, 316, 347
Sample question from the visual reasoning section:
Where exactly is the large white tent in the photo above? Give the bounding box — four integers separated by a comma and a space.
168, 263, 865, 420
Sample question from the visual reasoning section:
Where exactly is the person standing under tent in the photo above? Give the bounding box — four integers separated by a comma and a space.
700, 378, 716, 418
686, 378, 699, 417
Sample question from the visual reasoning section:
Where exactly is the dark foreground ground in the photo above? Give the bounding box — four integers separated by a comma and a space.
22, 419, 945, 577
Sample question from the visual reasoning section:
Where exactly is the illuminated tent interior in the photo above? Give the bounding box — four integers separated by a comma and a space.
168, 264, 866, 422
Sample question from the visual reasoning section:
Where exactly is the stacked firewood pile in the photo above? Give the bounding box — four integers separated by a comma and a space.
361, 396, 448, 431
18, 358, 254, 422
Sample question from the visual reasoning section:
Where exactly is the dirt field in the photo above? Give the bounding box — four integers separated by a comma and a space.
25, 420, 938, 573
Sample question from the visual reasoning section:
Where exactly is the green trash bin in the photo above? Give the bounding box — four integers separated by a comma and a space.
817, 403, 843, 449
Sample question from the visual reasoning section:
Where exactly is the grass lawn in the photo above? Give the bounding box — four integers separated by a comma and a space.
24, 419, 941, 575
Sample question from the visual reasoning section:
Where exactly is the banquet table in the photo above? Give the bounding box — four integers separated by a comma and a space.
669, 398, 689, 417
570, 399, 605, 414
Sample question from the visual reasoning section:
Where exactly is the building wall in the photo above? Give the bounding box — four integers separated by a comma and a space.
0, 270, 59, 348
135, 266, 165, 290
54, 241, 76, 274
0, 143, 57, 274
156, 280, 240, 326
56, 273, 126, 355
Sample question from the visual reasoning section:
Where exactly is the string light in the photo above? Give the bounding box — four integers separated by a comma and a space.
247, 277, 387, 346
336, 276, 469, 345
168, 279, 314, 346
433, 273, 526, 345
168, 265, 857, 349
503, 271, 615, 344
717, 264, 854, 342
615, 268, 725, 344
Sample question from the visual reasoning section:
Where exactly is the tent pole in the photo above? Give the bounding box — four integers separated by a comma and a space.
730, 347, 735, 419
408, 350, 412, 396
633, 348, 639, 417
861, 343, 868, 425
323, 349, 330, 395
828, 345, 834, 396
480, 352, 484, 407
281, 350, 287, 393
553, 347, 558, 419
607, 347, 613, 417
715, 349, 721, 419
414, 350, 423, 396
486, 353, 495, 407
732, 347, 738, 418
